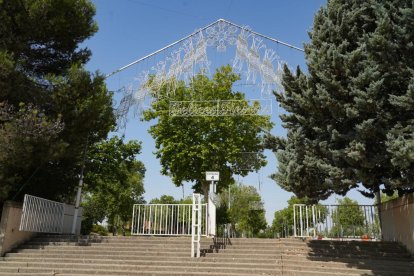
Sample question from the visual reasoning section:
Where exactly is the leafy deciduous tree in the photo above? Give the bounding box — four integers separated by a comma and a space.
271, 196, 310, 237
331, 197, 366, 237
82, 136, 145, 235
143, 66, 273, 199
218, 183, 267, 237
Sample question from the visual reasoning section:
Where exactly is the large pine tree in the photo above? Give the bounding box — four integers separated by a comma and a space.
268, 0, 414, 200
0, 0, 115, 206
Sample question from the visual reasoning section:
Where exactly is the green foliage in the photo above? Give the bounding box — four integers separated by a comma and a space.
331, 197, 365, 237
143, 66, 273, 197
271, 196, 328, 238
0, 0, 115, 206
81, 136, 145, 234
91, 224, 108, 236
268, 0, 414, 200
218, 183, 267, 237
0, 0, 97, 78
0, 103, 64, 200
271, 196, 309, 237
150, 195, 192, 204
375, 191, 399, 204
150, 195, 177, 204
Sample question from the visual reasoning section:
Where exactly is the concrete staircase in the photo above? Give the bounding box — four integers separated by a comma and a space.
0, 235, 413, 275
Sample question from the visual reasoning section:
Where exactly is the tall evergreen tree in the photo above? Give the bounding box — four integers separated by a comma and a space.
267, 0, 414, 200
0, 0, 115, 206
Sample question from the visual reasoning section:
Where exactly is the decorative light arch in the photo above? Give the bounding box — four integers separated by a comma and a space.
106, 19, 304, 127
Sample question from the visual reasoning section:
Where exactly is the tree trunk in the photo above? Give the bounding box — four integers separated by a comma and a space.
201, 182, 209, 203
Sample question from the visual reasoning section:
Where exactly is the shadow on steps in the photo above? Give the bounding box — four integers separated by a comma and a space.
303, 239, 414, 275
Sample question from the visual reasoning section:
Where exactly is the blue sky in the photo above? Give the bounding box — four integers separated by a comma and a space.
84, 0, 374, 224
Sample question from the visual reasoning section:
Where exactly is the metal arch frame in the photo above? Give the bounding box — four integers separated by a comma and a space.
105, 19, 304, 78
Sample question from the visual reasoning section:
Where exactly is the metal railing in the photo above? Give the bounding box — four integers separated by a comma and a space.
19, 194, 65, 233
293, 204, 381, 240
191, 193, 202, 258
131, 203, 208, 236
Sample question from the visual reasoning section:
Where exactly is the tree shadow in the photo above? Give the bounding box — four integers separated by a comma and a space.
303, 240, 414, 275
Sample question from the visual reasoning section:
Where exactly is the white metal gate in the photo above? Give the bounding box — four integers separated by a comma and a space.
131, 202, 208, 236
20, 194, 65, 233
293, 204, 381, 240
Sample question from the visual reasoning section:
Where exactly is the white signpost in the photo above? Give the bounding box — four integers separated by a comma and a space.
205, 171, 219, 236
206, 171, 220, 181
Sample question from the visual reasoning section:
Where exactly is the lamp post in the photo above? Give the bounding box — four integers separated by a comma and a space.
71, 135, 89, 234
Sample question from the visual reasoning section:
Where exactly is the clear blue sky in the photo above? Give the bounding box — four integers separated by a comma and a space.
84, 0, 374, 224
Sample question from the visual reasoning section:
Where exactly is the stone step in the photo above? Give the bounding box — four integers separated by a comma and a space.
233, 241, 406, 251
218, 247, 410, 258
33, 235, 201, 241
3, 255, 413, 273
0, 268, 271, 276
21, 242, 406, 258
6, 252, 414, 267
12, 247, 194, 256
279, 253, 414, 266
7, 248, 411, 263
3, 252, 186, 259
0, 262, 281, 275
0, 259, 280, 270
18, 242, 408, 256
21, 242, 214, 249
32, 236, 406, 251
1, 260, 408, 275
4, 235, 411, 276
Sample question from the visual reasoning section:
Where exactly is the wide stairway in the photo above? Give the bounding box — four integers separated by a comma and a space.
0, 235, 413, 275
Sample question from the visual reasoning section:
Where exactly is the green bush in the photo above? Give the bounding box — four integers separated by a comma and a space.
91, 224, 108, 236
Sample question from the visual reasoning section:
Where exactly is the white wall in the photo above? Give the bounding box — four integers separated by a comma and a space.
0, 201, 36, 256
380, 193, 414, 254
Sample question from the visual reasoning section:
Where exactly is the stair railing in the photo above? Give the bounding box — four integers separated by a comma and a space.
191, 193, 202, 257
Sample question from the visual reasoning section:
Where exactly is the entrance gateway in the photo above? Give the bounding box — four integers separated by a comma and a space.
104, 18, 302, 258
18, 19, 303, 258
130, 171, 219, 257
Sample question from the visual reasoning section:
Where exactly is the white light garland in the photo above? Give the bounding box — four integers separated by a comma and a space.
112, 19, 297, 122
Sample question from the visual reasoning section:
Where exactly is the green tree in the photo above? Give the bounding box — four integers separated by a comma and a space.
217, 183, 267, 237
271, 196, 309, 237
375, 191, 399, 204
331, 197, 365, 237
150, 195, 178, 204
81, 136, 145, 235
0, 0, 115, 206
267, 0, 414, 200
150, 195, 192, 204
143, 66, 273, 199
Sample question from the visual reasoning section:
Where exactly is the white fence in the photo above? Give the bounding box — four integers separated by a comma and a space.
293, 204, 381, 240
19, 194, 65, 233
131, 203, 208, 236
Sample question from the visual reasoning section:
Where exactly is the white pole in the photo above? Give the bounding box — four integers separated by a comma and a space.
228, 185, 231, 210
71, 174, 83, 234
71, 135, 89, 235
293, 205, 296, 237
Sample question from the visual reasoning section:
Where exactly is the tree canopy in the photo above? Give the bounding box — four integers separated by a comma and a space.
143, 66, 273, 197
0, 0, 115, 206
82, 136, 145, 234
267, 0, 414, 200
331, 197, 366, 237
271, 196, 310, 237
150, 195, 191, 204
217, 183, 267, 237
